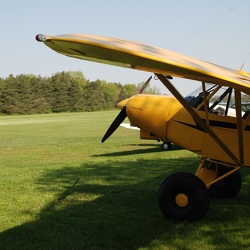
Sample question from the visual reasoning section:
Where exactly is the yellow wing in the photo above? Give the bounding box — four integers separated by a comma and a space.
36, 34, 250, 94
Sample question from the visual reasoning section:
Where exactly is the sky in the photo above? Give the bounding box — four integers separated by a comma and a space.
1, 0, 250, 95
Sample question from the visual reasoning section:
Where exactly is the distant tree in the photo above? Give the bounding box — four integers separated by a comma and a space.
48, 72, 70, 112
15, 74, 42, 114
115, 83, 136, 105
136, 81, 161, 95
68, 71, 88, 88
0, 75, 20, 114
123, 83, 137, 97
0, 71, 164, 115
30, 75, 51, 113
83, 80, 106, 111
68, 78, 84, 112
101, 81, 119, 109
48, 72, 84, 112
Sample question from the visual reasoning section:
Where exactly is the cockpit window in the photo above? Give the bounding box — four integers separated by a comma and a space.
185, 83, 216, 109
185, 83, 250, 118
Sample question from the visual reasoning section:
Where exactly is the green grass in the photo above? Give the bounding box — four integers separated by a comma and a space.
0, 111, 250, 249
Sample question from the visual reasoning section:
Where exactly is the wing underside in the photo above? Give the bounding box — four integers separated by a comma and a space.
36, 33, 250, 94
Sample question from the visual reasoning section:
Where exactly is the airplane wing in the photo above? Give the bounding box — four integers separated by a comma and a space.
36, 34, 250, 94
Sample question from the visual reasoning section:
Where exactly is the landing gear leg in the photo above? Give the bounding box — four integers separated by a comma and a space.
209, 164, 242, 198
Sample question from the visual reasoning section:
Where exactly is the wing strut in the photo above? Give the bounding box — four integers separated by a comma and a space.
201, 82, 209, 125
235, 90, 244, 165
156, 74, 240, 165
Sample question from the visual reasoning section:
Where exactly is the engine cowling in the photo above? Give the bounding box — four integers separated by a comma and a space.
125, 94, 182, 140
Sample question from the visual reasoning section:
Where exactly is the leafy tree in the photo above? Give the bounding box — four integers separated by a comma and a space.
123, 83, 137, 97
101, 81, 119, 109
29, 75, 51, 113
115, 83, 137, 106
68, 71, 88, 88
15, 74, 39, 114
83, 80, 106, 111
48, 72, 70, 112
68, 78, 84, 112
0, 75, 20, 114
48, 72, 84, 112
136, 81, 161, 95
0, 71, 162, 115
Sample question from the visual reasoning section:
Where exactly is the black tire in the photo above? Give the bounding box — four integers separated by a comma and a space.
162, 141, 172, 150
209, 165, 242, 198
158, 172, 210, 221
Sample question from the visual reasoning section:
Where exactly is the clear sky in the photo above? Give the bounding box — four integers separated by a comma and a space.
1, 0, 250, 95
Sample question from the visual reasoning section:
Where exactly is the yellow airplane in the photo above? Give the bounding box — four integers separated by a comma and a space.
36, 33, 250, 221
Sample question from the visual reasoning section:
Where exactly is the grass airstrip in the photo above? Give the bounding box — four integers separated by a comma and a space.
0, 111, 250, 249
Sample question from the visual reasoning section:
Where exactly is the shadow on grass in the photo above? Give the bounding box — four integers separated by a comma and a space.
0, 157, 250, 249
125, 143, 182, 150
93, 147, 161, 157
93, 143, 182, 157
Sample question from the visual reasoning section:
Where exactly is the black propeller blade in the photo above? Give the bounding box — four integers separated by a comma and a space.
101, 75, 152, 143
101, 106, 127, 143
138, 76, 152, 94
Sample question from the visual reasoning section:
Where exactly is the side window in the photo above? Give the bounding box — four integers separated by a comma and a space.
185, 84, 250, 118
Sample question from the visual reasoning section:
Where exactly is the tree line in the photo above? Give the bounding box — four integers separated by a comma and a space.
0, 71, 160, 115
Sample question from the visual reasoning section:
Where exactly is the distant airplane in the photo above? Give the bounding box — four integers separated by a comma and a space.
36, 33, 250, 221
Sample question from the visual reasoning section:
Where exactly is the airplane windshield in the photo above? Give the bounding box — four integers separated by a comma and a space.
185, 83, 216, 108
185, 83, 250, 117
185, 83, 216, 100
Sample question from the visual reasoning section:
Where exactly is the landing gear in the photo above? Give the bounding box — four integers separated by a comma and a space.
209, 165, 242, 198
158, 161, 242, 221
158, 172, 210, 221
162, 140, 172, 150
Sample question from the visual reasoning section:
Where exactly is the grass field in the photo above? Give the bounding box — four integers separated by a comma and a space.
0, 111, 250, 249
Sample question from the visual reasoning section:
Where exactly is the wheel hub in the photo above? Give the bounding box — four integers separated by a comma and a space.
175, 193, 188, 207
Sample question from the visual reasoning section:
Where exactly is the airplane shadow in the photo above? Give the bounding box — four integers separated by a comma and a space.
92, 147, 161, 157
92, 143, 182, 157
0, 157, 249, 249
125, 143, 183, 150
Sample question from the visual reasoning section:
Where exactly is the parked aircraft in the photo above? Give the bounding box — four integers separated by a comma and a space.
36, 33, 250, 220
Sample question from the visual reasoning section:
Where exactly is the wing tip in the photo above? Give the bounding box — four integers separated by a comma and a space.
35, 34, 50, 42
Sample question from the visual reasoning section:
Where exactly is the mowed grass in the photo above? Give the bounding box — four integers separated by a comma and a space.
0, 111, 250, 250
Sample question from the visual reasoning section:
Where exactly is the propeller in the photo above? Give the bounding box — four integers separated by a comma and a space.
138, 76, 152, 94
101, 107, 127, 143
101, 76, 152, 143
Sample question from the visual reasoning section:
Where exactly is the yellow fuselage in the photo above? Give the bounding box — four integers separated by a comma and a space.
123, 94, 250, 166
